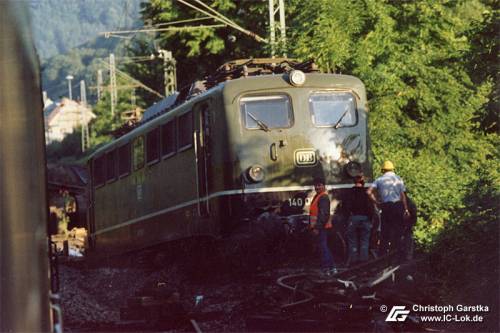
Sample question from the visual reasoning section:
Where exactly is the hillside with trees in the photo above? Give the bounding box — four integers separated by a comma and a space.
29, 0, 142, 60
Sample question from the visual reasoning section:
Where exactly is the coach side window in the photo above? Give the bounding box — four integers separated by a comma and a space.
161, 120, 176, 158
106, 150, 117, 183
178, 112, 193, 151
93, 155, 106, 188
146, 127, 160, 164
309, 92, 357, 128
118, 143, 131, 177
133, 136, 145, 170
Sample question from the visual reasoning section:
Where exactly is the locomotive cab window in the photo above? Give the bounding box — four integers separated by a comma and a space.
93, 155, 106, 188
118, 143, 131, 177
240, 94, 293, 130
161, 120, 176, 158
309, 92, 357, 127
146, 127, 160, 164
178, 112, 193, 151
133, 136, 145, 170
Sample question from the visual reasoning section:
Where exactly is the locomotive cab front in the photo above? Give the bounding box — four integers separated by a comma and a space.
221, 69, 370, 227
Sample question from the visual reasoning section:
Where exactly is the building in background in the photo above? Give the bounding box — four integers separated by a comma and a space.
44, 97, 95, 144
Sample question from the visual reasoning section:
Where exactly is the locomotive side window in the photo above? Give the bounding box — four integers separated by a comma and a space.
309, 92, 357, 127
240, 95, 293, 130
93, 155, 106, 187
106, 150, 117, 182
178, 112, 193, 150
133, 136, 145, 170
118, 143, 131, 177
146, 127, 160, 164
161, 120, 176, 158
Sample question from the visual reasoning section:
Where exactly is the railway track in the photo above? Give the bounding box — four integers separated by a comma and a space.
58, 217, 433, 332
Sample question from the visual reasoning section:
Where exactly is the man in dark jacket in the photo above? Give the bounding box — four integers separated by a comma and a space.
344, 174, 373, 265
310, 177, 336, 276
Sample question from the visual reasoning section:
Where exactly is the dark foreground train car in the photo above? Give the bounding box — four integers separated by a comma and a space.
88, 60, 370, 254
0, 1, 52, 331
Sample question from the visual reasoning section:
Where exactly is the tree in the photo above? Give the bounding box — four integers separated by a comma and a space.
126, 0, 271, 95
288, 0, 496, 244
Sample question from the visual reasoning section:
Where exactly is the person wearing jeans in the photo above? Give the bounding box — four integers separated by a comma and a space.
309, 177, 336, 276
344, 174, 373, 265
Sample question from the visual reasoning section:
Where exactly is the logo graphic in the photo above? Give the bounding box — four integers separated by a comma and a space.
385, 306, 410, 322
295, 149, 317, 166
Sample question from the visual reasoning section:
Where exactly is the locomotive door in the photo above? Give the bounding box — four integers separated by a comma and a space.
194, 101, 211, 217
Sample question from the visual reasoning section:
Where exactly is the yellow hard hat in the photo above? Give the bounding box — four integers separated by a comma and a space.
381, 160, 395, 171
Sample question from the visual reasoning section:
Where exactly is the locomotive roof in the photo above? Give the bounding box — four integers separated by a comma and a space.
89, 72, 365, 160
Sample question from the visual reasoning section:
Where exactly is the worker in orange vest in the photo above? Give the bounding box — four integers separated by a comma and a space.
310, 177, 336, 276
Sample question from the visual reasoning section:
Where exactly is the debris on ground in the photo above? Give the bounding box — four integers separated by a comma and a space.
57, 247, 440, 332
51, 227, 87, 257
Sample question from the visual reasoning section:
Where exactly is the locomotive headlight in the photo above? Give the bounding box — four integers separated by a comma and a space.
247, 165, 265, 183
289, 70, 306, 86
345, 161, 362, 178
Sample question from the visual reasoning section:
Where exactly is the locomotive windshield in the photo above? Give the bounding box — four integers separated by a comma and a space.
309, 92, 357, 127
240, 95, 293, 130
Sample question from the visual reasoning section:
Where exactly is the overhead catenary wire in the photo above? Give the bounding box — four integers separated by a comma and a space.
176, 0, 267, 43
101, 24, 227, 38
177, 0, 266, 43
151, 16, 213, 27
98, 59, 164, 99
191, 0, 240, 28
192, 0, 270, 44
99, 1, 267, 44
114, 68, 164, 99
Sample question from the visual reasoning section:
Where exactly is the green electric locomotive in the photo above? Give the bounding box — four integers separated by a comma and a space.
88, 59, 371, 254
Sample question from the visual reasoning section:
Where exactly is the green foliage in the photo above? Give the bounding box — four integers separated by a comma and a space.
122, 36, 166, 106
129, 0, 269, 90
465, 5, 499, 133
289, 0, 497, 246
89, 89, 136, 148
46, 130, 83, 162
42, 0, 497, 252
426, 156, 499, 330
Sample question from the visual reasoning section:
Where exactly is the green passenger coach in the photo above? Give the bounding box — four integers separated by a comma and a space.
88, 59, 371, 254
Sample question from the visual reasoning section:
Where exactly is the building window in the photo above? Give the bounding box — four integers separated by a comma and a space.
309, 92, 357, 128
240, 94, 293, 130
93, 155, 106, 187
161, 120, 176, 157
106, 150, 117, 182
146, 128, 160, 164
133, 136, 145, 170
118, 143, 131, 177
178, 112, 193, 150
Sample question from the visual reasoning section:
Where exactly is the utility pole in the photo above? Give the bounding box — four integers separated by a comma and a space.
97, 69, 103, 100
79, 80, 90, 152
66, 75, 74, 99
109, 54, 117, 116
131, 89, 137, 107
80, 80, 87, 106
158, 49, 177, 96
268, 0, 287, 57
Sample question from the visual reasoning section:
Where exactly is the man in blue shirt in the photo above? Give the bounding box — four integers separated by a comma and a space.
367, 161, 410, 259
